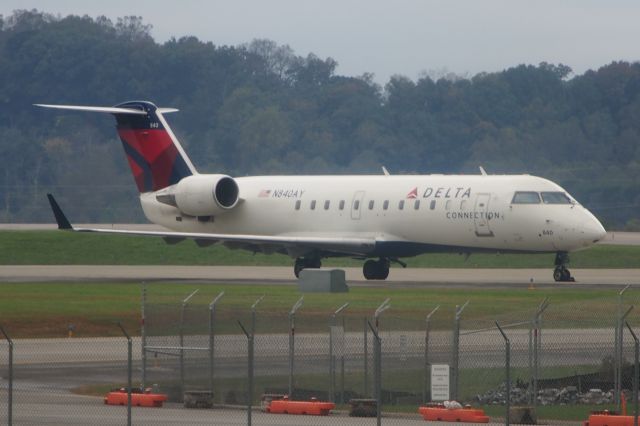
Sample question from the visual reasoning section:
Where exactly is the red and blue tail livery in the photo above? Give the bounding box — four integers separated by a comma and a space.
113, 101, 194, 192
35, 101, 197, 192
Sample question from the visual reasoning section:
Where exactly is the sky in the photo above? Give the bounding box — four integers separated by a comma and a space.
1, 0, 639, 84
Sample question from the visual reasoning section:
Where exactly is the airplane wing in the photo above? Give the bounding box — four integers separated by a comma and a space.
47, 194, 375, 257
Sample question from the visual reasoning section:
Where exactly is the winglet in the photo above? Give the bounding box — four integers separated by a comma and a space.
46, 194, 73, 230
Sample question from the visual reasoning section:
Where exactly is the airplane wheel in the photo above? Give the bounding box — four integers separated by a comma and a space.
363, 259, 390, 280
377, 263, 390, 280
363, 260, 378, 280
562, 268, 574, 282
553, 266, 573, 282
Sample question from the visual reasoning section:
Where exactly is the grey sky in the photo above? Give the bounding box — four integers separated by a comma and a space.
2, 0, 639, 84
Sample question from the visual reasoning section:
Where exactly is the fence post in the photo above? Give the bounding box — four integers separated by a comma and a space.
423, 305, 440, 403
180, 289, 199, 399
340, 310, 347, 404
208, 291, 225, 397
288, 296, 304, 397
451, 300, 469, 401
251, 293, 264, 405
531, 297, 549, 408
141, 282, 146, 390
617, 305, 634, 412
1, 326, 13, 426
495, 321, 511, 426
373, 298, 390, 396
625, 322, 639, 426
237, 321, 253, 426
330, 302, 349, 403
616, 285, 631, 406
363, 317, 368, 396
251, 295, 264, 337
367, 321, 382, 426
117, 322, 133, 426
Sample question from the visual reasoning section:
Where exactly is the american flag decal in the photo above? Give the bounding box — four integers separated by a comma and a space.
258, 189, 271, 198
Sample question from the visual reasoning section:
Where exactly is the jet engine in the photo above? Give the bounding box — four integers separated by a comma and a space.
173, 174, 239, 216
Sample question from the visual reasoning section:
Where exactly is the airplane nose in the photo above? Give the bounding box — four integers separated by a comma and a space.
583, 216, 606, 244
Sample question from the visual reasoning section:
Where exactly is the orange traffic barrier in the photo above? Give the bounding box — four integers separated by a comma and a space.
266, 396, 335, 416
104, 388, 168, 408
583, 411, 635, 426
418, 405, 489, 423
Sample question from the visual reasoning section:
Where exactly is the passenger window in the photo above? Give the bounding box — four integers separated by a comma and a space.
512, 191, 541, 204
414, 200, 420, 210
398, 200, 405, 210
460, 200, 467, 210
446, 200, 451, 210
310, 200, 316, 210
295, 200, 301, 210
383, 200, 389, 210
369, 200, 374, 210
430, 200, 436, 210
541, 192, 572, 204
339, 200, 345, 210
353, 200, 360, 210
324, 200, 330, 210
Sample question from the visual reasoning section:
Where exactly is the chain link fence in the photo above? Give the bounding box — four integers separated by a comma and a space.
3, 284, 640, 425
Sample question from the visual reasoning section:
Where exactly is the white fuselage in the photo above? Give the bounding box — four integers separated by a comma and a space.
140, 174, 606, 258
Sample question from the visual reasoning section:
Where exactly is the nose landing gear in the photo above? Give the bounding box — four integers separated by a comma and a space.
553, 252, 575, 282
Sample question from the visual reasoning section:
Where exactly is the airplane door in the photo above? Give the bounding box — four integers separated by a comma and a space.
474, 193, 494, 237
351, 191, 365, 220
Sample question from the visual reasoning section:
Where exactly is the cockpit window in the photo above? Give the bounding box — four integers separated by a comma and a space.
541, 192, 572, 204
512, 191, 541, 204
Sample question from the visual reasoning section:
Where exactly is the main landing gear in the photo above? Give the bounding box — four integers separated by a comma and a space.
294, 257, 321, 278
363, 258, 390, 280
293, 256, 398, 281
553, 252, 575, 282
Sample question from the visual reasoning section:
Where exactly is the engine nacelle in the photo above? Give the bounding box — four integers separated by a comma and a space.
174, 174, 239, 216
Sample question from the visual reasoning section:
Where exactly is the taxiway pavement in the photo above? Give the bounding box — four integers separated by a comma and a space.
1, 264, 639, 286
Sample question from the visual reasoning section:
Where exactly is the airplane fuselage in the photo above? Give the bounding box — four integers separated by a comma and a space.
141, 174, 605, 258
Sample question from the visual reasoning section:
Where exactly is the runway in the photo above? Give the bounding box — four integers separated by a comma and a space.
1, 264, 639, 286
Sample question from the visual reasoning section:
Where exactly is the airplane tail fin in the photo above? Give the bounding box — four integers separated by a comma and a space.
36, 101, 197, 193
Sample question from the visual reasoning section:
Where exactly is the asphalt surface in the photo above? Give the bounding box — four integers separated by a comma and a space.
2, 264, 640, 287
2, 389, 515, 426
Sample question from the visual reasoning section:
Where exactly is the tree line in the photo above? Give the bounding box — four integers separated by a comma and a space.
0, 10, 638, 228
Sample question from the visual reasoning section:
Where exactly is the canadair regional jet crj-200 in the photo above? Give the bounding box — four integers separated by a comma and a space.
38, 101, 606, 282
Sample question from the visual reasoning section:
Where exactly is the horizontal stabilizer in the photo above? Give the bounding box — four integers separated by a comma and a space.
35, 104, 148, 115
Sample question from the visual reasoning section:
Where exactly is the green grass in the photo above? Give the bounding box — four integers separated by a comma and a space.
0, 282, 631, 337
1, 230, 640, 267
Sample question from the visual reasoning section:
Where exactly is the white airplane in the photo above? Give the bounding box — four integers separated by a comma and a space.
38, 101, 606, 282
